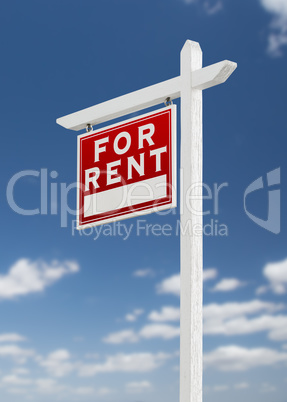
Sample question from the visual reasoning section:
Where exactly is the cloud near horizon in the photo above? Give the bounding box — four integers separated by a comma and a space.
263, 258, 287, 294
0, 334, 26, 343
0, 259, 79, 300
204, 344, 287, 371
156, 268, 218, 296
211, 278, 246, 292
103, 299, 287, 343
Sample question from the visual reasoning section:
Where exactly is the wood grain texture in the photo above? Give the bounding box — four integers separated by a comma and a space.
180, 40, 203, 402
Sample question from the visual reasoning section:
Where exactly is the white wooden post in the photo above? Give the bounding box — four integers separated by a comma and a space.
56, 39, 237, 402
180, 40, 203, 402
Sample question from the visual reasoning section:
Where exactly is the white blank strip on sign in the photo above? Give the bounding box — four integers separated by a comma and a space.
84, 175, 167, 218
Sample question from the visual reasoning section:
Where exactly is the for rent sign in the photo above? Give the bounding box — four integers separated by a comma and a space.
77, 106, 176, 229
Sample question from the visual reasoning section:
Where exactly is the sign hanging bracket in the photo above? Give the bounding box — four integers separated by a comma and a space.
86, 124, 93, 133
164, 97, 173, 107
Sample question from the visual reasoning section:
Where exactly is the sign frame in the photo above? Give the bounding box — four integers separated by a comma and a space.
77, 105, 177, 230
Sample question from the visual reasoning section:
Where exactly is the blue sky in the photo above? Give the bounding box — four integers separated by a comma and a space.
0, 0, 287, 401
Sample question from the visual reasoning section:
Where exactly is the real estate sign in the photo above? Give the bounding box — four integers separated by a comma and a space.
77, 105, 177, 229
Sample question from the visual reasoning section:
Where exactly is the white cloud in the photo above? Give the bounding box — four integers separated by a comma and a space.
234, 382, 250, 389
133, 268, 155, 278
123, 300, 287, 341
255, 285, 268, 295
203, 299, 283, 321
6, 388, 28, 395
98, 387, 113, 395
203, 299, 287, 339
74, 387, 95, 395
260, 0, 287, 56
0, 347, 160, 397
204, 345, 287, 371
203, 268, 218, 281
38, 349, 75, 377
23, 377, 69, 395
157, 269, 217, 296
0, 345, 35, 364
73, 386, 112, 396
263, 258, 287, 294
261, 382, 277, 392
35, 378, 61, 394
0, 333, 26, 343
125, 380, 152, 394
43, 384, 97, 397
261, 0, 287, 15
103, 322, 180, 344
267, 30, 287, 56
78, 352, 170, 377
211, 278, 246, 292
84, 353, 99, 359
214, 385, 229, 391
103, 330, 139, 344
148, 300, 279, 324
12, 368, 30, 376
139, 324, 180, 340
125, 309, 144, 322
205, 314, 287, 339
1, 374, 32, 386
148, 306, 180, 322
182, 0, 223, 15
157, 274, 180, 296
268, 317, 287, 340
0, 259, 79, 300
204, 1, 223, 15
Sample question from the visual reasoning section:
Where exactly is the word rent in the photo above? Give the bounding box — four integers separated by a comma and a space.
86, 123, 166, 189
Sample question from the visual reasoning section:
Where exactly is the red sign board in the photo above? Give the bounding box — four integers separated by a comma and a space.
77, 105, 176, 229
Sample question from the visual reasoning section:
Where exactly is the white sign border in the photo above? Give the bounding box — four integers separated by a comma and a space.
77, 104, 177, 230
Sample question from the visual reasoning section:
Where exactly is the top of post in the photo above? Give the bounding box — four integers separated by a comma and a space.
181, 40, 203, 75
181, 40, 202, 57
180, 40, 237, 89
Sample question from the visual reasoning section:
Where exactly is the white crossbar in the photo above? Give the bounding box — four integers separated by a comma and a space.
56, 60, 236, 131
